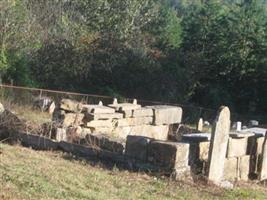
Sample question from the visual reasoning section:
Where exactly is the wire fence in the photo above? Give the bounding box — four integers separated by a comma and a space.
0, 84, 265, 126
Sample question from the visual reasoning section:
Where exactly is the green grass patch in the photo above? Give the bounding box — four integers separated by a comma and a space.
0, 143, 266, 200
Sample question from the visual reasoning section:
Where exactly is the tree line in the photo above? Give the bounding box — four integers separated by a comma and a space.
0, 0, 266, 116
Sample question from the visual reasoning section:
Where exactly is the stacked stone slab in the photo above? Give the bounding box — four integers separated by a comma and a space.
53, 98, 183, 152
125, 135, 190, 178
224, 132, 255, 181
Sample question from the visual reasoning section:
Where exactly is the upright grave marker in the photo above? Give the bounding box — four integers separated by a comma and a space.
207, 106, 231, 186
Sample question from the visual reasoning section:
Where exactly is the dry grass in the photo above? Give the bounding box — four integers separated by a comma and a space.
0, 143, 266, 200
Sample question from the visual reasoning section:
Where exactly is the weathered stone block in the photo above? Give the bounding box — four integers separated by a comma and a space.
62, 113, 84, 127
18, 133, 58, 150
259, 134, 267, 181
86, 120, 113, 128
146, 105, 182, 125
199, 141, 210, 161
83, 105, 115, 114
109, 103, 141, 111
56, 128, 67, 142
114, 117, 153, 127
148, 141, 189, 170
125, 135, 153, 161
132, 108, 153, 117
227, 137, 248, 158
85, 134, 125, 154
90, 127, 113, 134
86, 113, 123, 120
239, 155, 250, 181
114, 125, 169, 140
60, 99, 83, 112
224, 157, 238, 181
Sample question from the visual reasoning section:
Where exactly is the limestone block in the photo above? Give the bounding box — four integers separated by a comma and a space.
60, 99, 83, 112
148, 141, 189, 170
90, 127, 113, 134
86, 113, 123, 120
86, 120, 113, 128
108, 103, 141, 111
208, 106, 230, 183
56, 128, 67, 142
239, 156, 250, 181
62, 113, 84, 127
257, 137, 265, 155
114, 125, 169, 140
125, 135, 153, 161
146, 105, 182, 125
132, 108, 153, 117
227, 137, 248, 158
85, 134, 125, 154
259, 134, 267, 181
199, 141, 210, 161
114, 117, 153, 127
119, 110, 133, 118
224, 157, 238, 181
83, 105, 115, 114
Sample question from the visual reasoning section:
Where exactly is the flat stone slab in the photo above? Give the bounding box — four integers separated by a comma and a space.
241, 128, 267, 137
182, 133, 211, 142
114, 125, 169, 141
86, 120, 113, 128
132, 108, 153, 117
148, 141, 189, 170
85, 134, 125, 154
114, 117, 153, 127
229, 131, 255, 138
83, 105, 115, 114
146, 105, 182, 125
108, 103, 141, 111
125, 135, 153, 161
86, 113, 123, 120
18, 132, 58, 150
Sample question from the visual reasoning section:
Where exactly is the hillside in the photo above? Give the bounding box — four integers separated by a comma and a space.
0, 143, 266, 200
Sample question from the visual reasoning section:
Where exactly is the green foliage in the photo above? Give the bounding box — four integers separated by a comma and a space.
1, 0, 267, 115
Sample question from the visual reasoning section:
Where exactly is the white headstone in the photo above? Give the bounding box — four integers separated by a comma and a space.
197, 118, 203, 132
0, 102, 4, 114
113, 98, 118, 105
207, 106, 231, 185
236, 121, 242, 132
98, 101, 103, 106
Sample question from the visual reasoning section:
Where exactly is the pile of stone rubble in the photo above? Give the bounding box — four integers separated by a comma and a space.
0, 100, 266, 187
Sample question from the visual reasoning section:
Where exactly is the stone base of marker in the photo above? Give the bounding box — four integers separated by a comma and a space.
224, 156, 251, 181
227, 137, 248, 158
85, 133, 125, 154
125, 135, 153, 161
114, 125, 169, 140
148, 141, 190, 171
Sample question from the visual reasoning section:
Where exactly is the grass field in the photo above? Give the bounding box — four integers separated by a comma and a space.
0, 143, 266, 200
